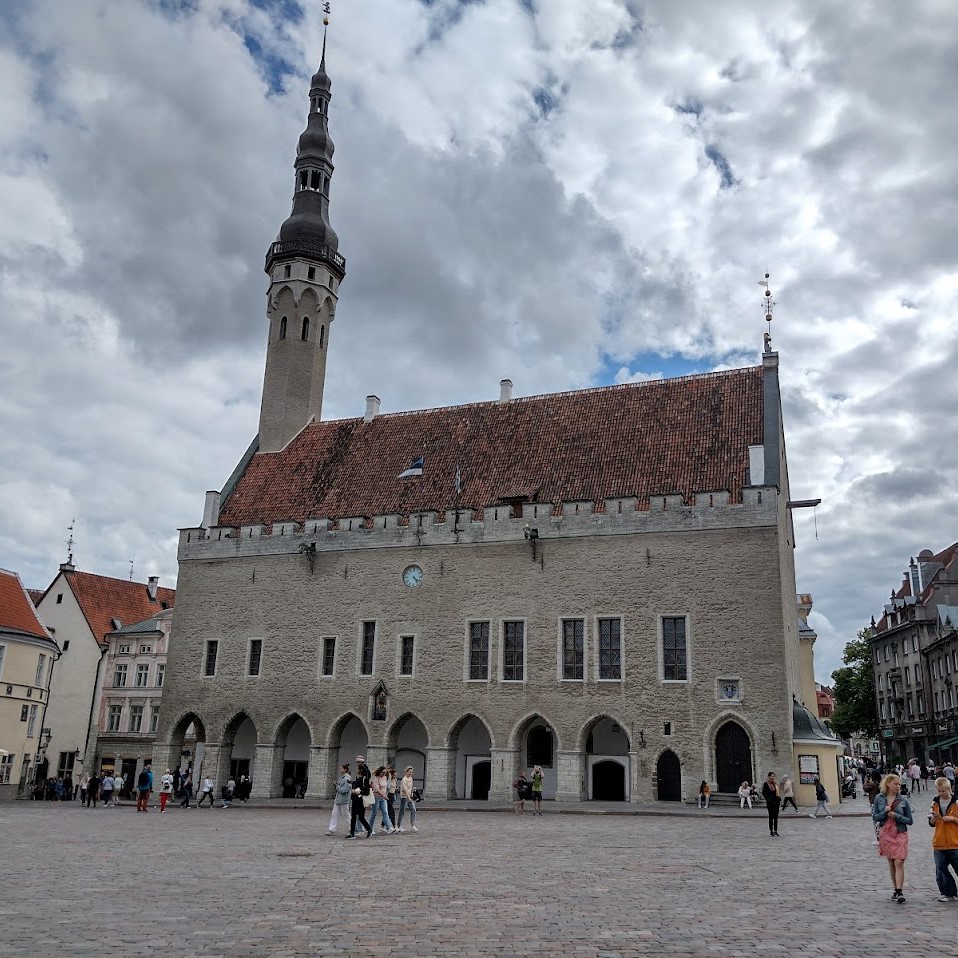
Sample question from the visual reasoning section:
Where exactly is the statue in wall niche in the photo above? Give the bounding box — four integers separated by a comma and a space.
373, 690, 387, 722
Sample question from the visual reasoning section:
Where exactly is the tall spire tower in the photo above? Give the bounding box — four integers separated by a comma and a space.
258, 29, 346, 452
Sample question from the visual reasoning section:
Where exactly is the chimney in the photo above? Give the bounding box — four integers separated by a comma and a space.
364, 395, 381, 423
499, 379, 513, 403
147, 576, 159, 601
202, 490, 221, 529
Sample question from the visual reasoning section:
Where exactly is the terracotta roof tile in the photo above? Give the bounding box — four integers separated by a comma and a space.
219, 367, 764, 527
64, 572, 176, 646
0, 569, 55, 640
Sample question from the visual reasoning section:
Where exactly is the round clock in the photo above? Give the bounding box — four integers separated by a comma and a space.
402, 565, 424, 588
722, 682, 738, 700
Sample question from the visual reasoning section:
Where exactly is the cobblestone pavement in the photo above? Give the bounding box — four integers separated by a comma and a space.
1, 796, 951, 958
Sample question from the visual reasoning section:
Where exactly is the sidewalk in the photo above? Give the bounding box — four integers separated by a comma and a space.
176, 794, 875, 817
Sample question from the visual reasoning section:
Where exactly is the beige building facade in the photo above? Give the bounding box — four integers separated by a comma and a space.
0, 569, 59, 799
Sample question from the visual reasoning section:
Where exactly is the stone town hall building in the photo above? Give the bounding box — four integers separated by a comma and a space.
155, 43, 837, 804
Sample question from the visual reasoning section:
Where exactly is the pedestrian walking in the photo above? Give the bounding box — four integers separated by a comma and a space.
531, 765, 544, 816
386, 768, 398, 827
698, 780, 710, 809
99, 771, 114, 807
327, 763, 352, 835
781, 776, 798, 812
396, 765, 419, 833
908, 760, 922, 794
197, 776, 215, 808
136, 763, 153, 812
78, 771, 90, 806
85, 772, 100, 808
347, 758, 373, 839
865, 772, 882, 844
929, 776, 958, 902
873, 773, 913, 902
179, 769, 194, 808
368, 766, 394, 834
220, 777, 235, 808
738, 781, 753, 809
172, 767, 181, 797
113, 772, 124, 802
159, 769, 174, 812
513, 772, 528, 814
762, 772, 781, 836
808, 779, 832, 819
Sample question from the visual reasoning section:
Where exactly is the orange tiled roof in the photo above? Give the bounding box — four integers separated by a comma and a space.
219, 367, 764, 527
64, 572, 176, 646
0, 569, 55, 640
26, 588, 44, 606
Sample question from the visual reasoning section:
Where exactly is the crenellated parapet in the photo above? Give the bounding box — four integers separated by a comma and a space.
178, 486, 778, 561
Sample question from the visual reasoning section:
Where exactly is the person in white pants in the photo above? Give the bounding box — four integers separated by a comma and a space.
328, 764, 352, 835
738, 781, 753, 809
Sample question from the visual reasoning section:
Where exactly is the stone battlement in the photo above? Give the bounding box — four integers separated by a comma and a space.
178, 486, 778, 561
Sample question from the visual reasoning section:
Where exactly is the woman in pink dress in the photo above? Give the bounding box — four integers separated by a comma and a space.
872, 773, 914, 902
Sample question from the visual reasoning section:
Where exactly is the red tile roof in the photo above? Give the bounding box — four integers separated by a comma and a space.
26, 588, 44, 606
63, 572, 176, 646
0, 569, 55, 640
219, 367, 764, 526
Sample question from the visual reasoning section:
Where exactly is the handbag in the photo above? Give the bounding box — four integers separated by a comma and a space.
362, 792, 374, 808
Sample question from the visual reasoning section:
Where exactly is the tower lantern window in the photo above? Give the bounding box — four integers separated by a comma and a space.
298, 170, 308, 190
310, 170, 321, 190
279, 316, 287, 340
301, 317, 309, 341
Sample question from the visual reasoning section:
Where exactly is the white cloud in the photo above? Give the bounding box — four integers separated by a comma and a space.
1, 0, 957, 686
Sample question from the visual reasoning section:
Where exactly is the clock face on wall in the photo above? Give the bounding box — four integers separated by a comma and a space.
402, 565, 424, 588
722, 682, 739, 700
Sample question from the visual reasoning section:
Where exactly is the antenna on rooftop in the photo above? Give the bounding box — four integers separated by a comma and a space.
66, 519, 75, 565
129, 555, 135, 581
758, 271, 775, 352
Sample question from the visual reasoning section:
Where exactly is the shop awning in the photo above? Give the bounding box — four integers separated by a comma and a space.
929, 735, 958, 750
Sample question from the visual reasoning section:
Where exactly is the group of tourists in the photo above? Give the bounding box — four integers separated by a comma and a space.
328, 756, 421, 838
512, 766, 545, 815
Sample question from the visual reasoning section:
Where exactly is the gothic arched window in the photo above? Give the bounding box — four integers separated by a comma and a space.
279, 316, 287, 340
310, 170, 321, 190
301, 317, 309, 340
319, 324, 325, 347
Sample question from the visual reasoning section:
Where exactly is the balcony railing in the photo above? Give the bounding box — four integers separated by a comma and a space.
266, 241, 346, 272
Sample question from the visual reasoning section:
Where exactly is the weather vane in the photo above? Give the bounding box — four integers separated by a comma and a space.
129, 555, 135, 581
758, 271, 775, 352
323, 1, 331, 26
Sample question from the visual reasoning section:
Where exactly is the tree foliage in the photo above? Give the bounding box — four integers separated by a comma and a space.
829, 630, 879, 739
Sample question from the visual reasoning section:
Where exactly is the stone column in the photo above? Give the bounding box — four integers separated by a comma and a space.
364, 746, 388, 771
555, 749, 585, 802
489, 748, 519, 802
250, 744, 276, 798
424, 747, 456, 800
151, 743, 174, 778
629, 750, 651, 803
308, 746, 337, 799
198, 743, 222, 786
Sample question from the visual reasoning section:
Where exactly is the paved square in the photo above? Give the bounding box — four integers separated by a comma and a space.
0, 800, 951, 957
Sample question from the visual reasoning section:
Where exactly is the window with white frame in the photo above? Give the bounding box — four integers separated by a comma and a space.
27, 704, 38, 737
128, 705, 143, 733
114, 663, 128, 688
155, 664, 165, 687
321, 637, 336, 676
0, 644, 5, 680
135, 664, 149, 687
561, 619, 584, 680
0, 754, 13, 784
598, 618, 622, 680
248, 639, 263, 677
204, 640, 218, 677
107, 704, 122, 732
35, 653, 45, 686
360, 622, 376, 676
502, 621, 524, 682
661, 616, 688, 681
118, 644, 131, 654
150, 706, 160, 733
139, 644, 152, 654
468, 622, 490, 681
399, 635, 415, 676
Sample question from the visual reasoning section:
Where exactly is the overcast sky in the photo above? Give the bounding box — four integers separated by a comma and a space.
2, 0, 956, 684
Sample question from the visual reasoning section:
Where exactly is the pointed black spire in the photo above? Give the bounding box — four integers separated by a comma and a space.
265, 34, 344, 278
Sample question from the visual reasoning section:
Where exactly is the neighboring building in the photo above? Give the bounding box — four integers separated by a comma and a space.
32, 564, 174, 782
87, 608, 196, 790
816, 684, 835, 720
870, 543, 958, 767
846, 733, 881, 761
0, 569, 59, 799
155, 42, 841, 806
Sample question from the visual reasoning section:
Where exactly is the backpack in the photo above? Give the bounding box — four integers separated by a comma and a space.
137, 770, 150, 788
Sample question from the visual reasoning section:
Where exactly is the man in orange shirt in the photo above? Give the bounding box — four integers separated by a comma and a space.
930, 776, 958, 902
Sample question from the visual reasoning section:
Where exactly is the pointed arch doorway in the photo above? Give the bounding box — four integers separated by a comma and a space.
715, 721, 752, 792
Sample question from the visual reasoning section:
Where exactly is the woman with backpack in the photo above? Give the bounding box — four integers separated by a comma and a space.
873, 773, 913, 902
513, 772, 528, 814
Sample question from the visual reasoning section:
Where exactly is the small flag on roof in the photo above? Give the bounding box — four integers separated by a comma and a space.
454, 464, 462, 497
398, 456, 424, 478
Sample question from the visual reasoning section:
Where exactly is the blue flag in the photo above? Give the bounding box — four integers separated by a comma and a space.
398, 456, 424, 478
